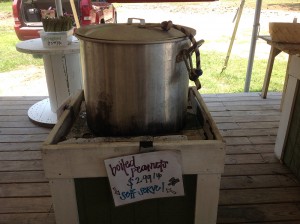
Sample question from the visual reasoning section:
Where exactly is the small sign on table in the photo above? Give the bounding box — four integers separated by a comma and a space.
104, 150, 184, 206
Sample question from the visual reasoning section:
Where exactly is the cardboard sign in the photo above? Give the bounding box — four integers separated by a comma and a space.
104, 151, 184, 206
39, 30, 73, 48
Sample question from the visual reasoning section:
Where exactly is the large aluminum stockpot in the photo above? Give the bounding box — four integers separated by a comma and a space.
75, 19, 197, 136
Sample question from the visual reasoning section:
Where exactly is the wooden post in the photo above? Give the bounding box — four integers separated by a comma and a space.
261, 46, 281, 99
274, 55, 300, 159
49, 179, 80, 224
194, 174, 221, 224
70, 0, 81, 28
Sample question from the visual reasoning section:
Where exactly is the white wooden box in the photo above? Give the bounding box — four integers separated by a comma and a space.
39, 29, 73, 48
42, 87, 225, 224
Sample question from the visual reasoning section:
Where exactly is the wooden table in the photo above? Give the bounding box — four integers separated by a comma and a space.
259, 36, 300, 107
16, 38, 82, 127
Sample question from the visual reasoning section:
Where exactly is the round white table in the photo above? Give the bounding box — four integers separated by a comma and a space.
16, 37, 82, 127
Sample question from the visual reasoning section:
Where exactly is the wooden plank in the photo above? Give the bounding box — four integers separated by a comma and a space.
49, 179, 79, 224
261, 152, 280, 163
221, 128, 278, 137
0, 171, 47, 183
0, 142, 43, 152
214, 116, 280, 123
289, 55, 300, 80
195, 174, 221, 224
0, 96, 45, 101
203, 93, 281, 101
275, 75, 299, 159
0, 100, 42, 106
0, 121, 42, 128
238, 121, 279, 129
223, 137, 251, 145
0, 161, 43, 172
0, 105, 31, 110
261, 45, 282, 99
233, 115, 281, 122
249, 135, 277, 144
0, 213, 55, 224
0, 198, 53, 213
44, 90, 83, 145
216, 122, 239, 130
213, 117, 236, 123
0, 151, 42, 161
225, 104, 280, 111
190, 87, 224, 141
43, 141, 225, 178
0, 116, 29, 122
221, 174, 300, 189
218, 92, 281, 98
217, 203, 300, 223
204, 102, 224, 107
0, 127, 50, 135
0, 110, 29, 116
202, 92, 256, 98
204, 105, 226, 112
226, 144, 275, 154
0, 134, 48, 143
225, 154, 264, 165
283, 85, 300, 178
211, 111, 231, 117
224, 164, 291, 176
212, 110, 280, 117
207, 104, 280, 112
0, 183, 50, 197
201, 93, 219, 98
223, 100, 280, 106
219, 94, 281, 100
219, 187, 300, 205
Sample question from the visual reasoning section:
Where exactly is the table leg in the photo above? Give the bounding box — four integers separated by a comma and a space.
27, 98, 57, 128
43, 53, 82, 112
49, 178, 80, 224
261, 46, 281, 99
28, 53, 82, 127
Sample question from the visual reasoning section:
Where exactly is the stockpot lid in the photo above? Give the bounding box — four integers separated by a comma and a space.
75, 19, 196, 44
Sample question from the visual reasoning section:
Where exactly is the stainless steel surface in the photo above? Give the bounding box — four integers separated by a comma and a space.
77, 23, 193, 136
75, 23, 196, 44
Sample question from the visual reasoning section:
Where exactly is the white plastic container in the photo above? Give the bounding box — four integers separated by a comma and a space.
39, 29, 73, 48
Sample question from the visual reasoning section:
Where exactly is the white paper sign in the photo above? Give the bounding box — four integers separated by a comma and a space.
104, 151, 184, 206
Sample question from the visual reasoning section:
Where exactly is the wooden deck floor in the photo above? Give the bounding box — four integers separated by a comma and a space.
1, 92, 300, 224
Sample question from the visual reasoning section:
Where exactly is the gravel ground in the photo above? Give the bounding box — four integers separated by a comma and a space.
0, 1, 299, 96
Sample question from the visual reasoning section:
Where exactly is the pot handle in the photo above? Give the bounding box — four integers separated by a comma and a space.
127, 18, 145, 26
161, 21, 204, 90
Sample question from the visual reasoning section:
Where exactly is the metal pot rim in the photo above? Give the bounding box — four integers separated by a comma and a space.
75, 23, 196, 44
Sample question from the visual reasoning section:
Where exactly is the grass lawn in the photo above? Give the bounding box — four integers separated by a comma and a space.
0, 0, 295, 93
0, 1, 43, 72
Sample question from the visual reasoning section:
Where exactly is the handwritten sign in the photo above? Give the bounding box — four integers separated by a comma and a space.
39, 31, 72, 48
104, 151, 184, 206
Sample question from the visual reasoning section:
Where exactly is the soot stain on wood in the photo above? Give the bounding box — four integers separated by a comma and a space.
63, 97, 211, 142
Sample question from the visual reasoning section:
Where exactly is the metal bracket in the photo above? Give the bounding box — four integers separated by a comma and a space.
139, 141, 154, 153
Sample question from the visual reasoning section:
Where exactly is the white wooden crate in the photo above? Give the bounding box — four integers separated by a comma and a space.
42, 87, 225, 224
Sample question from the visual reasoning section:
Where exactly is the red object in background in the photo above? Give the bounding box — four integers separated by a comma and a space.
80, 0, 93, 26
106, 0, 216, 2
12, 0, 117, 40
